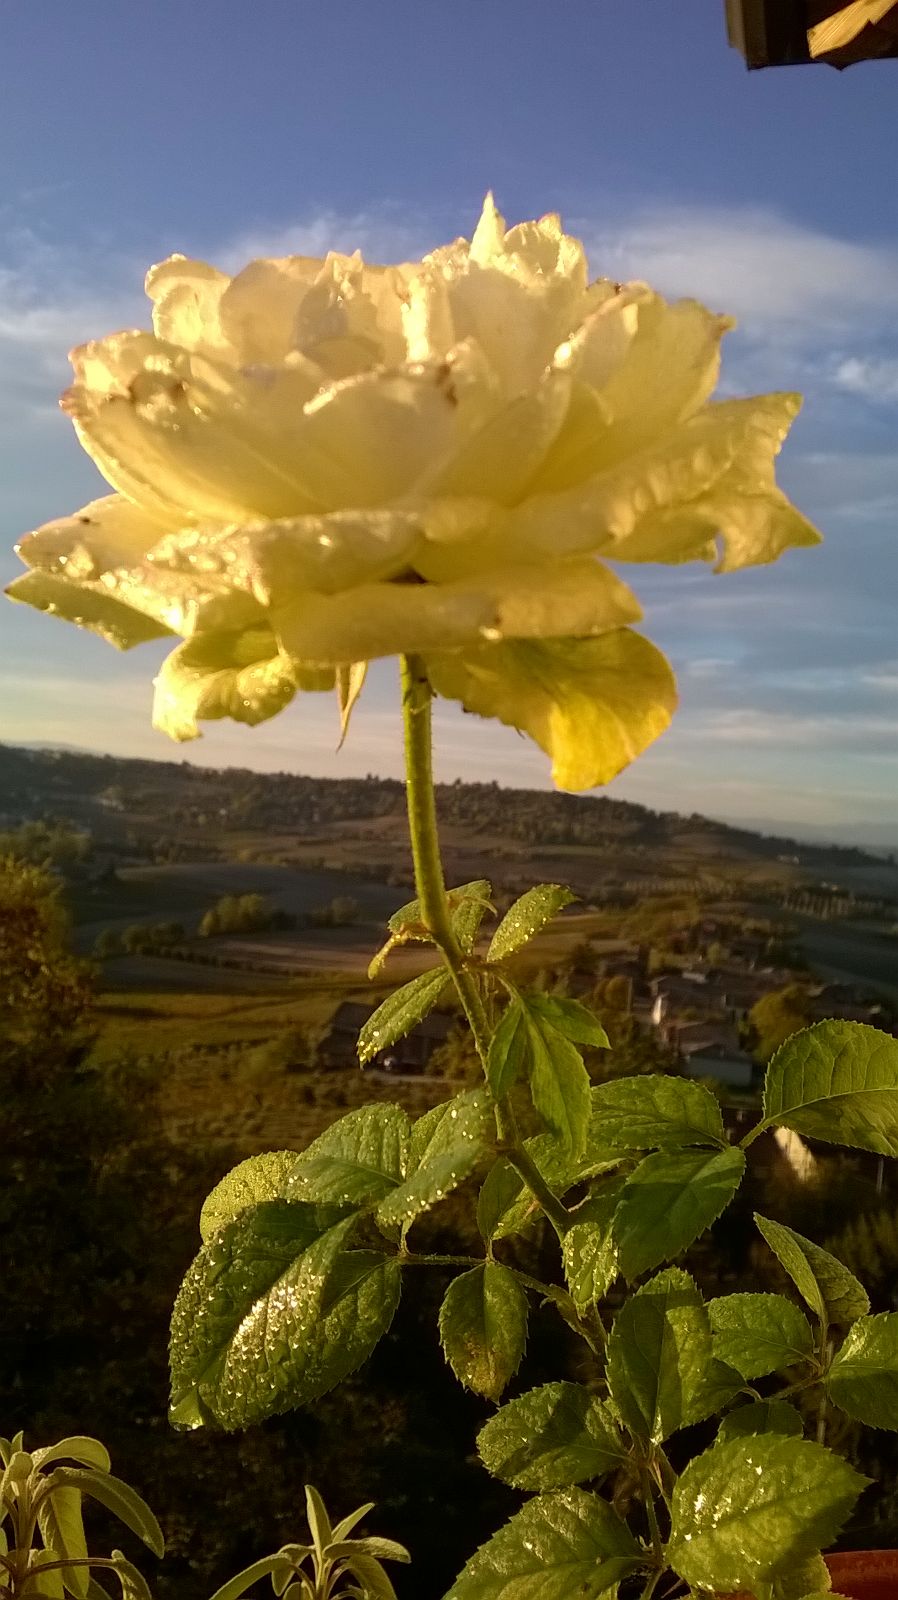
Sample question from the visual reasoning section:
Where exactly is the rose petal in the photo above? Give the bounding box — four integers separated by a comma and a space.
6, 569, 174, 650
145, 256, 235, 361
427, 630, 678, 790
412, 366, 572, 504
435, 194, 588, 395
15, 493, 173, 580
291, 357, 494, 509
152, 626, 333, 741
507, 392, 809, 564
273, 558, 639, 664
152, 508, 424, 603
62, 332, 327, 523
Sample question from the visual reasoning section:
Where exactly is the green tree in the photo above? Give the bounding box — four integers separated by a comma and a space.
0, 856, 94, 1078
93, 926, 124, 960
749, 983, 813, 1063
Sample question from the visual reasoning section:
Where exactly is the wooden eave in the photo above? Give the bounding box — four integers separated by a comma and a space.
726, 0, 898, 66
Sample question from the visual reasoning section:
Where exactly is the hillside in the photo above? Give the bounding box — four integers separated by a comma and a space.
2, 741, 895, 892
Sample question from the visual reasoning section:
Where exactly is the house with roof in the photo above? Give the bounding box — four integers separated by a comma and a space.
320, 997, 456, 1073
679, 1036, 756, 1089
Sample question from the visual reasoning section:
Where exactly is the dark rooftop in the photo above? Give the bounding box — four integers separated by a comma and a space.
727, 0, 898, 68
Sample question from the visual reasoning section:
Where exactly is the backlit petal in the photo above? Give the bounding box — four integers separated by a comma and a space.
274, 558, 639, 664
152, 627, 333, 741
6, 569, 174, 649
16, 493, 173, 581
427, 631, 678, 790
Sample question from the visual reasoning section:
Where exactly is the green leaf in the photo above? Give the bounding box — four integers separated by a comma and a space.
330, 1503, 375, 1544
717, 1399, 804, 1444
519, 995, 591, 1158
343, 1554, 399, 1600
523, 994, 610, 1050
305, 1482, 333, 1548
108, 1553, 153, 1600
486, 1003, 528, 1100
326, 1537, 409, 1564
36, 1486, 89, 1598
588, 1075, 726, 1153
562, 1192, 620, 1310
607, 1268, 713, 1442
709, 1293, 815, 1380
477, 1160, 528, 1243
487, 884, 577, 962
357, 968, 450, 1065
169, 1205, 400, 1428
694, 1357, 745, 1420
761, 1021, 898, 1155
427, 630, 678, 793
772, 1553, 832, 1600
386, 881, 492, 952
31, 1439, 112, 1474
614, 1147, 745, 1279
284, 1105, 410, 1208
755, 1214, 869, 1326
376, 1090, 492, 1229
827, 1312, 898, 1429
439, 1263, 528, 1401
480, 1131, 620, 1242
208, 1556, 290, 1600
407, 1088, 493, 1171
24, 1548, 65, 1600
667, 1435, 868, 1592
200, 1152, 300, 1242
443, 1487, 644, 1600
477, 1382, 626, 1490
48, 1471, 164, 1559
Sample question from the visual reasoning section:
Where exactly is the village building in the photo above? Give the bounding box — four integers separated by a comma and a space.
320, 998, 456, 1074
679, 1037, 756, 1089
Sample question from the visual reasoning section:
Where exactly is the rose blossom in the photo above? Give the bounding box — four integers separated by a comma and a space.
7, 197, 819, 788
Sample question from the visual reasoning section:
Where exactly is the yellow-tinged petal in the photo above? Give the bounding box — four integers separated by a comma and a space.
436, 196, 589, 396
427, 631, 678, 790
504, 392, 808, 565
538, 291, 733, 490
704, 487, 822, 573
152, 627, 333, 741
15, 493, 173, 580
217, 256, 325, 365
62, 333, 326, 523
147, 508, 425, 603
6, 569, 174, 650
94, 561, 265, 637
145, 256, 235, 361
274, 559, 640, 665
412, 366, 571, 504
288, 356, 494, 510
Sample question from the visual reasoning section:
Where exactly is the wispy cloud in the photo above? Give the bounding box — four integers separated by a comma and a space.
683, 707, 898, 754
833, 355, 898, 405
583, 203, 898, 336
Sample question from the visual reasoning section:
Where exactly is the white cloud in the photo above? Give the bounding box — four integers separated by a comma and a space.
580, 203, 898, 337
833, 355, 898, 404
862, 663, 898, 692
217, 206, 434, 274
685, 707, 898, 750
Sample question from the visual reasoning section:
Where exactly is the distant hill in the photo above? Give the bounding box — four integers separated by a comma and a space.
1, 740, 891, 877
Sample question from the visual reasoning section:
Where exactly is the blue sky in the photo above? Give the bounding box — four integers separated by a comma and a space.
1, 1, 896, 843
